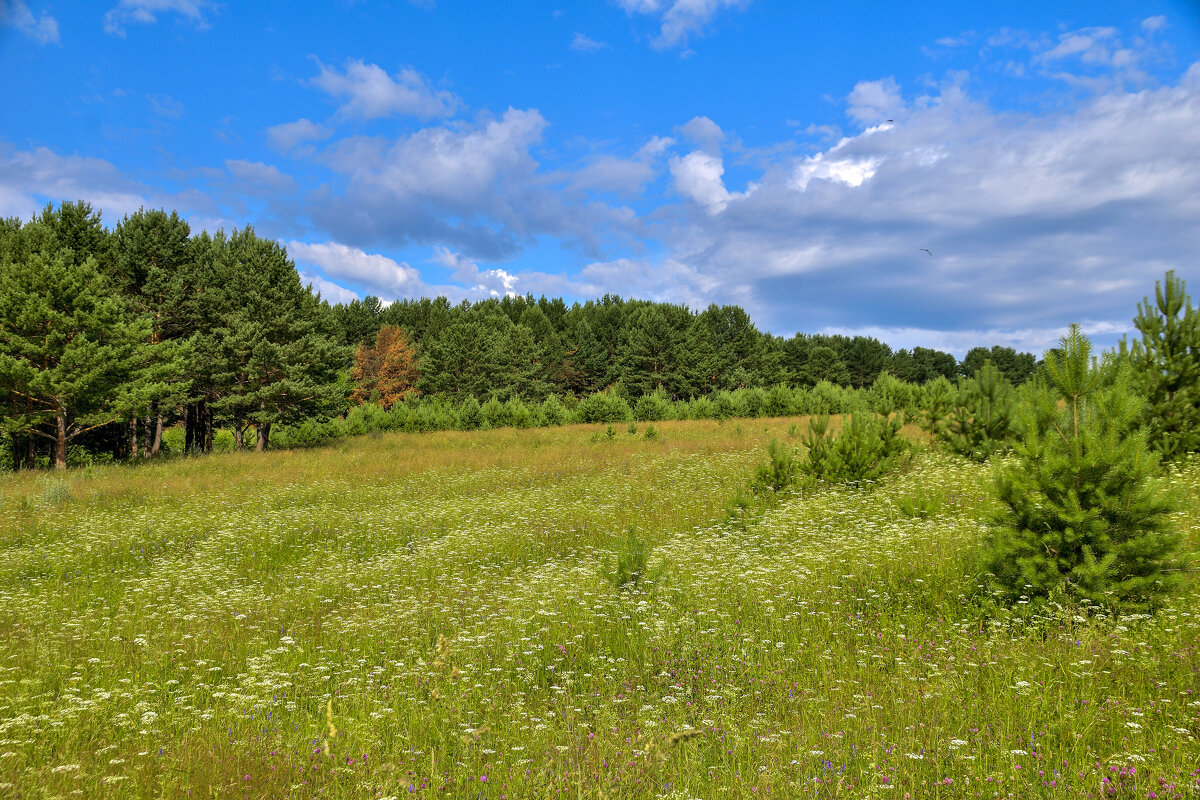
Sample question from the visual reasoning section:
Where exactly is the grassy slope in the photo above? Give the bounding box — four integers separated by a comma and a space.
0, 420, 1197, 799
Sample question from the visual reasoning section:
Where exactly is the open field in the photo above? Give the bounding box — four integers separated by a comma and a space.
1, 419, 1198, 799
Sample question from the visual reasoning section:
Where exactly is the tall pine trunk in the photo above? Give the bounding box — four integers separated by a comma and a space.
152, 411, 163, 457
255, 422, 271, 452
130, 417, 138, 459
203, 402, 213, 452
234, 422, 244, 451
55, 409, 68, 470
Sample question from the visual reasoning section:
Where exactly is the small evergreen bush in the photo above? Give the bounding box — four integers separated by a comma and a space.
750, 439, 799, 494
984, 325, 1182, 610
633, 389, 673, 421
574, 391, 633, 424
604, 528, 663, 591
941, 361, 1016, 462
799, 411, 908, 485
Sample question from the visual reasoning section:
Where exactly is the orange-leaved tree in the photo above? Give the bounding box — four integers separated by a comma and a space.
351, 325, 420, 408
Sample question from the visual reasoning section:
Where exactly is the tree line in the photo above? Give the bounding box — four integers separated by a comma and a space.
6, 201, 1191, 471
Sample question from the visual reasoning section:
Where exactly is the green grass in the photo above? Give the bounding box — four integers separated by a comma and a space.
0, 419, 1197, 799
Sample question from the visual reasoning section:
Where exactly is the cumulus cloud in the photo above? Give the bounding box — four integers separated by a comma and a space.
0, 0, 59, 44
669, 151, 737, 213
300, 272, 361, 305
0, 145, 149, 222
310, 59, 461, 120
287, 240, 424, 299
266, 118, 333, 152
617, 0, 753, 49
432, 247, 519, 298
633, 58, 1200, 353
847, 77, 904, 125
306, 107, 633, 259
676, 115, 724, 154
104, 0, 215, 36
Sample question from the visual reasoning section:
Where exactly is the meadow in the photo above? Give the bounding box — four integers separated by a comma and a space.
0, 419, 1197, 799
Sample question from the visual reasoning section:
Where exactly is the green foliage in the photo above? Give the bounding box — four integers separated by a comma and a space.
941, 361, 1016, 462
538, 395, 569, 427
750, 439, 800, 495
984, 325, 1182, 610
642, 424, 659, 441
916, 374, 957, 444
799, 412, 908, 485
457, 396, 482, 430
603, 528, 663, 592
633, 389, 673, 421
1123, 270, 1200, 459
574, 391, 633, 424
479, 396, 507, 429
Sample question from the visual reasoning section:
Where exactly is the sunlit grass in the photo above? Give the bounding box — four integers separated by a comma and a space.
0, 419, 1197, 798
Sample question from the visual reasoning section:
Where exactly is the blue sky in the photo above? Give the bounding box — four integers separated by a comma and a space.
2, 0, 1199, 355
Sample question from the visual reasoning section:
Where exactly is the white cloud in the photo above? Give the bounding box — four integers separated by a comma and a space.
307, 107, 629, 258
310, 59, 461, 120
670, 150, 748, 213
0, 0, 59, 44
266, 118, 333, 152
847, 77, 904, 125
617, 0, 753, 49
632, 56, 1200, 344
1036, 27, 1120, 65
300, 272, 360, 305
287, 240, 423, 299
676, 115, 724, 153
432, 247, 518, 298
0, 145, 148, 222
1141, 16, 1166, 33
103, 0, 215, 36
570, 33, 607, 52
225, 160, 296, 195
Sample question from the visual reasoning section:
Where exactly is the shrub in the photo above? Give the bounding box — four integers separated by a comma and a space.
763, 383, 798, 417
574, 391, 633, 424
456, 396, 482, 430
915, 374, 957, 445
750, 439, 799, 495
539, 395, 569, 427
941, 361, 1016, 462
479, 396, 508, 429
633, 389, 673, 421
604, 528, 663, 591
688, 396, 717, 420
984, 325, 1182, 610
800, 412, 908, 485
505, 397, 534, 429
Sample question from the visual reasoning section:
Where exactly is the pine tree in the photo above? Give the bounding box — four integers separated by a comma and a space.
112, 208, 195, 456
618, 305, 680, 397
984, 325, 1181, 609
209, 228, 349, 450
941, 360, 1016, 462
0, 242, 151, 469
1123, 270, 1200, 459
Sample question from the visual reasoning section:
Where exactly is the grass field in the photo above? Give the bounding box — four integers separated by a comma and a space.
1, 419, 1198, 799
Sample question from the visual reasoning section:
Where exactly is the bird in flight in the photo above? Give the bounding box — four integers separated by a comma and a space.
919, 248, 932, 256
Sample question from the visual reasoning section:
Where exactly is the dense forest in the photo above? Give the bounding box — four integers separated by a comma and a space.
0, 200, 1171, 471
